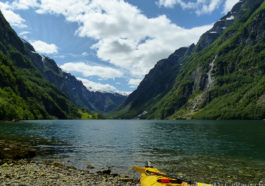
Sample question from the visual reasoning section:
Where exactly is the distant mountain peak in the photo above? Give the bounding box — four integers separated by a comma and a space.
22, 39, 127, 113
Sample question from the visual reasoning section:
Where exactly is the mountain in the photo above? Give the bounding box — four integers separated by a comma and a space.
0, 8, 126, 116
116, 0, 265, 120
23, 41, 126, 113
0, 11, 80, 120
115, 46, 193, 118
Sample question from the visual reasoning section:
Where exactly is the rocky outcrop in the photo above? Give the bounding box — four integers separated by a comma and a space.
0, 140, 36, 161
257, 94, 265, 105
196, 0, 264, 51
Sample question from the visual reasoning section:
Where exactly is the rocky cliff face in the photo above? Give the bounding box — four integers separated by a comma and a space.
115, 46, 192, 118
116, 0, 265, 120
196, 0, 264, 51
23, 40, 126, 113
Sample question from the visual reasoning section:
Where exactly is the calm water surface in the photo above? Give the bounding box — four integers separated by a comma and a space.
0, 120, 265, 183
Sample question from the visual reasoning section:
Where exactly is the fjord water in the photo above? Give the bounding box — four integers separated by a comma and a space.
1, 120, 265, 183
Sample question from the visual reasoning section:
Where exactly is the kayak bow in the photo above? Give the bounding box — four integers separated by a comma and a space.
133, 165, 212, 186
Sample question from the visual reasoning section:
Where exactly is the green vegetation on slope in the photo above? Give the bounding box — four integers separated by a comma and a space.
78, 109, 104, 119
153, 1, 265, 120
116, 0, 265, 120
0, 51, 80, 120
0, 11, 81, 120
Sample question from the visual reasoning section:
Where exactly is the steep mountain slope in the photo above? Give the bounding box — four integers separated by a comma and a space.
116, 0, 265, 119
116, 46, 193, 118
23, 40, 126, 113
0, 11, 80, 120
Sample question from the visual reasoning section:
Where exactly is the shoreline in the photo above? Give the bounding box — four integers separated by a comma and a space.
0, 140, 138, 185
1, 119, 265, 122
0, 120, 20, 123
0, 160, 138, 185
1, 124, 265, 185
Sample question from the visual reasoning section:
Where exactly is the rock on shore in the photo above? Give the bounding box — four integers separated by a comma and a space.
0, 160, 138, 185
0, 140, 36, 161
0, 140, 138, 185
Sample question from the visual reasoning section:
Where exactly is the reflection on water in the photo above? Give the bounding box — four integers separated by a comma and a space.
0, 120, 265, 183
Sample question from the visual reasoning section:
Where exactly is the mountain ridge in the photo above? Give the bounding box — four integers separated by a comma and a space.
115, 0, 265, 120
23, 40, 126, 113
0, 11, 80, 120
0, 9, 125, 120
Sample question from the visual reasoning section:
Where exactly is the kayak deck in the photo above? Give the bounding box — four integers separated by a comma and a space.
133, 166, 212, 186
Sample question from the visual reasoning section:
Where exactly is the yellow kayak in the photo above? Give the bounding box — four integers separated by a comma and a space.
133, 165, 212, 186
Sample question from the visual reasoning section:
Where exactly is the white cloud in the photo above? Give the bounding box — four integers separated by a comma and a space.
77, 77, 131, 95
129, 79, 142, 88
81, 52, 89, 56
157, 0, 222, 15
157, 0, 177, 8
0, 2, 27, 28
10, 0, 39, 10
7, 0, 212, 79
19, 31, 30, 36
19, 31, 30, 39
30, 40, 58, 54
223, 0, 240, 14
60, 62, 123, 79
77, 77, 118, 93
33, 0, 211, 77
118, 91, 131, 96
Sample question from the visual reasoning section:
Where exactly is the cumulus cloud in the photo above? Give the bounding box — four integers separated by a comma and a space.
77, 77, 118, 93
223, 0, 240, 14
118, 91, 131, 96
10, 0, 39, 10
0, 2, 27, 28
5, 0, 214, 90
33, 0, 211, 77
30, 40, 58, 54
129, 79, 142, 88
78, 77, 131, 95
60, 62, 123, 79
158, 0, 240, 15
157, 0, 222, 15
74, 1, 212, 76
3, 0, 212, 78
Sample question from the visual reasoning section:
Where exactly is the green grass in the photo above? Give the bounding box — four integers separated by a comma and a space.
78, 109, 104, 120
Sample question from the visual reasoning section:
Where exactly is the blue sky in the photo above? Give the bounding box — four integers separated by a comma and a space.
0, 0, 239, 95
